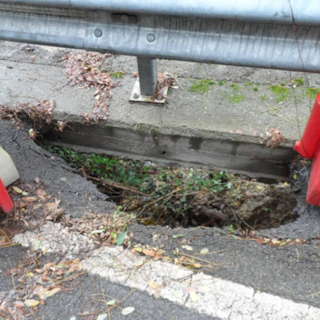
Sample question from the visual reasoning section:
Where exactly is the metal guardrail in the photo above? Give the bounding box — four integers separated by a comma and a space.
0, 0, 319, 98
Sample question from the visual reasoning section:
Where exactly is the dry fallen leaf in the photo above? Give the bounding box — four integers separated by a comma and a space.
182, 245, 193, 251
149, 280, 158, 290
107, 300, 116, 306
143, 249, 156, 257
190, 291, 199, 302
38, 287, 61, 300
12, 186, 23, 194
57, 121, 67, 132
25, 299, 40, 307
200, 248, 209, 255
133, 260, 145, 267
121, 307, 135, 315
153, 234, 161, 242
13, 301, 24, 308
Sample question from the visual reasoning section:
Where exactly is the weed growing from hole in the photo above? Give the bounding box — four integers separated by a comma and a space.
47, 146, 229, 196
47, 146, 297, 229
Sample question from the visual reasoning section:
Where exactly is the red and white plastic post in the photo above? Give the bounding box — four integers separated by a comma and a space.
0, 178, 14, 213
295, 93, 320, 206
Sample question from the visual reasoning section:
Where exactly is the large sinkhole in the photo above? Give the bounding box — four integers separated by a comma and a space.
47, 145, 299, 230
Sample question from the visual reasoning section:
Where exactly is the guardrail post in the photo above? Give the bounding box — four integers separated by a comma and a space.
137, 57, 158, 96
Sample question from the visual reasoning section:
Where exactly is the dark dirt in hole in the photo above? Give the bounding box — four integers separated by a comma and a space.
261, 158, 320, 239
45, 144, 298, 231
133, 184, 297, 230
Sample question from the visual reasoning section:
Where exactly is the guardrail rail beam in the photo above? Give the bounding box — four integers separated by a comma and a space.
1, 0, 320, 104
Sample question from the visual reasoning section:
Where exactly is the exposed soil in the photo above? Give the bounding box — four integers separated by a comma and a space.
42, 144, 298, 231
1, 118, 320, 240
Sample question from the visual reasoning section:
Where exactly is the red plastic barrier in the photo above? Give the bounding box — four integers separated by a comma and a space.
294, 93, 320, 206
0, 178, 13, 213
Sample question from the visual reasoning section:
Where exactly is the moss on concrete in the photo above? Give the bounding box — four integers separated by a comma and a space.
189, 79, 215, 94
269, 85, 290, 102
305, 88, 320, 100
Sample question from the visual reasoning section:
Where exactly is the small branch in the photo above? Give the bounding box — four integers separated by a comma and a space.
264, 102, 297, 125
136, 188, 184, 217
87, 175, 148, 196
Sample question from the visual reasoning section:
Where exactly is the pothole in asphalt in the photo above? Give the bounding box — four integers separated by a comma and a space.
45, 145, 299, 231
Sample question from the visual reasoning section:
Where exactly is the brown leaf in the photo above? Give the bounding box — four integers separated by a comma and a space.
21, 197, 38, 203
57, 121, 67, 132
143, 249, 156, 257
154, 254, 164, 261
13, 301, 24, 308
38, 287, 61, 300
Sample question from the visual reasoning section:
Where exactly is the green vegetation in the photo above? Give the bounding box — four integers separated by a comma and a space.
230, 83, 240, 90
229, 93, 245, 103
269, 85, 290, 102
189, 79, 215, 94
46, 146, 289, 229
253, 87, 259, 92
294, 78, 304, 86
260, 94, 267, 101
221, 91, 245, 103
48, 146, 237, 226
245, 82, 253, 86
48, 146, 230, 197
111, 71, 125, 78
305, 88, 320, 100
218, 80, 226, 86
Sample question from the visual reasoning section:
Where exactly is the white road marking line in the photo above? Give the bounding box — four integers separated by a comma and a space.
13, 223, 320, 320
